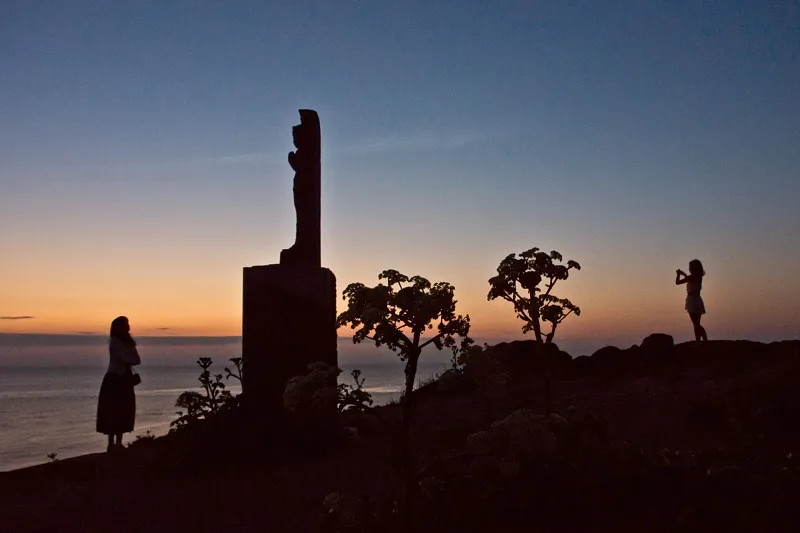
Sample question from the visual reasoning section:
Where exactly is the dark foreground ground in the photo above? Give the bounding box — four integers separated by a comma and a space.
2, 337, 799, 532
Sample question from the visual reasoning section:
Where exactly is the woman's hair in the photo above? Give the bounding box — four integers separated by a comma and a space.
689, 259, 705, 277
110, 316, 136, 347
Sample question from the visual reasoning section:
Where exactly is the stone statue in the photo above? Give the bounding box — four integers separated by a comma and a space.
280, 109, 321, 268
242, 108, 337, 416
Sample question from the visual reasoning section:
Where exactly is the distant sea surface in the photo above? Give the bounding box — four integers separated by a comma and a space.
0, 335, 468, 472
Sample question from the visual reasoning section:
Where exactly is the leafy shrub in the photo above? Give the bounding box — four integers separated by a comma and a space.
489, 409, 558, 457
448, 338, 482, 373
125, 430, 157, 450
436, 368, 466, 393
467, 408, 558, 462
463, 347, 507, 395
284, 361, 340, 427
320, 492, 371, 532
337, 369, 374, 413
224, 357, 243, 383
171, 357, 239, 432
137, 429, 155, 440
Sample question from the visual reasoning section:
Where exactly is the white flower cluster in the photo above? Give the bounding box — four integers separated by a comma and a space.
283, 361, 341, 423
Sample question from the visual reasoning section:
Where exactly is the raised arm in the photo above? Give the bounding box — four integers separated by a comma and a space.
110, 338, 141, 366
675, 270, 688, 285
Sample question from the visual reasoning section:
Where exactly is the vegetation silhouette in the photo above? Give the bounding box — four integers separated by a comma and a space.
170, 357, 240, 432
337, 369, 374, 413
282, 362, 341, 444
488, 247, 581, 344
224, 357, 243, 383
13, 338, 800, 533
337, 270, 472, 416
336, 268, 472, 524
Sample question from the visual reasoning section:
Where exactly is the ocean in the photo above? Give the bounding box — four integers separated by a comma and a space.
0, 335, 458, 472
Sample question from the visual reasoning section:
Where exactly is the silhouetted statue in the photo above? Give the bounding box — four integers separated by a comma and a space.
281, 109, 321, 268
242, 108, 336, 417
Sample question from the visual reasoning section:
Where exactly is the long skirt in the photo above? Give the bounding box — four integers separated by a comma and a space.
96, 372, 136, 435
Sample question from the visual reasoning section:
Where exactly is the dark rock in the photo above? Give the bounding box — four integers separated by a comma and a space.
589, 345, 641, 373
590, 345, 623, 361
488, 340, 571, 369
640, 333, 674, 356
572, 355, 591, 365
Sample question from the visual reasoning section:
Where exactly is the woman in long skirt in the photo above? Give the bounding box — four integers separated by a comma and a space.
96, 316, 141, 451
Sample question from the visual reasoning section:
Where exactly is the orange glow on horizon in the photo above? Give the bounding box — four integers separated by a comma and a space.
2, 250, 799, 343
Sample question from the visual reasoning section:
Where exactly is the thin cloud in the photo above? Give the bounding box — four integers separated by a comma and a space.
156, 327, 171, 331
0, 316, 35, 320
152, 152, 277, 166
345, 130, 502, 154
12, 151, 280, 174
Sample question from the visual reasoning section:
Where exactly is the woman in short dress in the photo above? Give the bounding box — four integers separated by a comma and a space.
96, 316, 141, 451
675, 259, 708, 343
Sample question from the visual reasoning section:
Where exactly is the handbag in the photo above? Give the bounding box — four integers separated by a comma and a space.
129, 367, 142, 387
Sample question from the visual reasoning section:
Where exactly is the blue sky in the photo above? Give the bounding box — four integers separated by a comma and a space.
1, 0, 798, 344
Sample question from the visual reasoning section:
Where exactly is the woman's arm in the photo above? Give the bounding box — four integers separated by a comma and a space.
110, 338, 141, 366
675, 270, 688, 285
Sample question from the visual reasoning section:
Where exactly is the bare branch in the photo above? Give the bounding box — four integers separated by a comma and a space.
544, 276, 557, 296
556, 308, 574, 324
419, 332, 444, 350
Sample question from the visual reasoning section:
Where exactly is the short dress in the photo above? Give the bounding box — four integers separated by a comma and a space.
685, 279, 706, 315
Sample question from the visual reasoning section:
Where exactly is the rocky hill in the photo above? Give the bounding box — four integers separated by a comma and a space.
2, 336, 799, 532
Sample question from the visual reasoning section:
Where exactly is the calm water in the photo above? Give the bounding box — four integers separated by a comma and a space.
0, 336, 454, 472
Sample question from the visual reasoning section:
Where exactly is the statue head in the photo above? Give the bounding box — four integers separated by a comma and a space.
292, 109, 320, 152
292, 124, 314, 151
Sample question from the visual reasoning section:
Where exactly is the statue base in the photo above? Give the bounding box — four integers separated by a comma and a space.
242, 264, 337, 417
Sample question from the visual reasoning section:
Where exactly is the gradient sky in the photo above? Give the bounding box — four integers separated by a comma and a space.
1, 1, 798, 346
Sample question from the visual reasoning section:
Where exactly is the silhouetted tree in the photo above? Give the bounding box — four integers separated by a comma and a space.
337, 269, 471, 423
337, 269, 471, 522
488, 248, 581, 344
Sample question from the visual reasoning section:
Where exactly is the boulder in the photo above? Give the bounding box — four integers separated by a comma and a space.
488, 340, 571, 370
590, 345, 623, 361
640, 333, 674, 357
589, 345, 640, 372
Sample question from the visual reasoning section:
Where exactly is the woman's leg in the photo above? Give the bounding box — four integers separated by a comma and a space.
689, 313, 707, 342
107, 434, 114, 451
114, 433, 123, 448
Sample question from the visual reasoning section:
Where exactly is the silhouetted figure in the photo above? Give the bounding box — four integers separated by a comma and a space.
280, 109, 322, 268
96, 316, 140, 451
675, 260, 708, 343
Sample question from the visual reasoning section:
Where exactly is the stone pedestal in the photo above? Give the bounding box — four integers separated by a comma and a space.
242, 264, 337, 417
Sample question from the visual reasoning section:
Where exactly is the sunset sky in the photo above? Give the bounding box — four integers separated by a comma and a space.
1, 1, 798, 347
